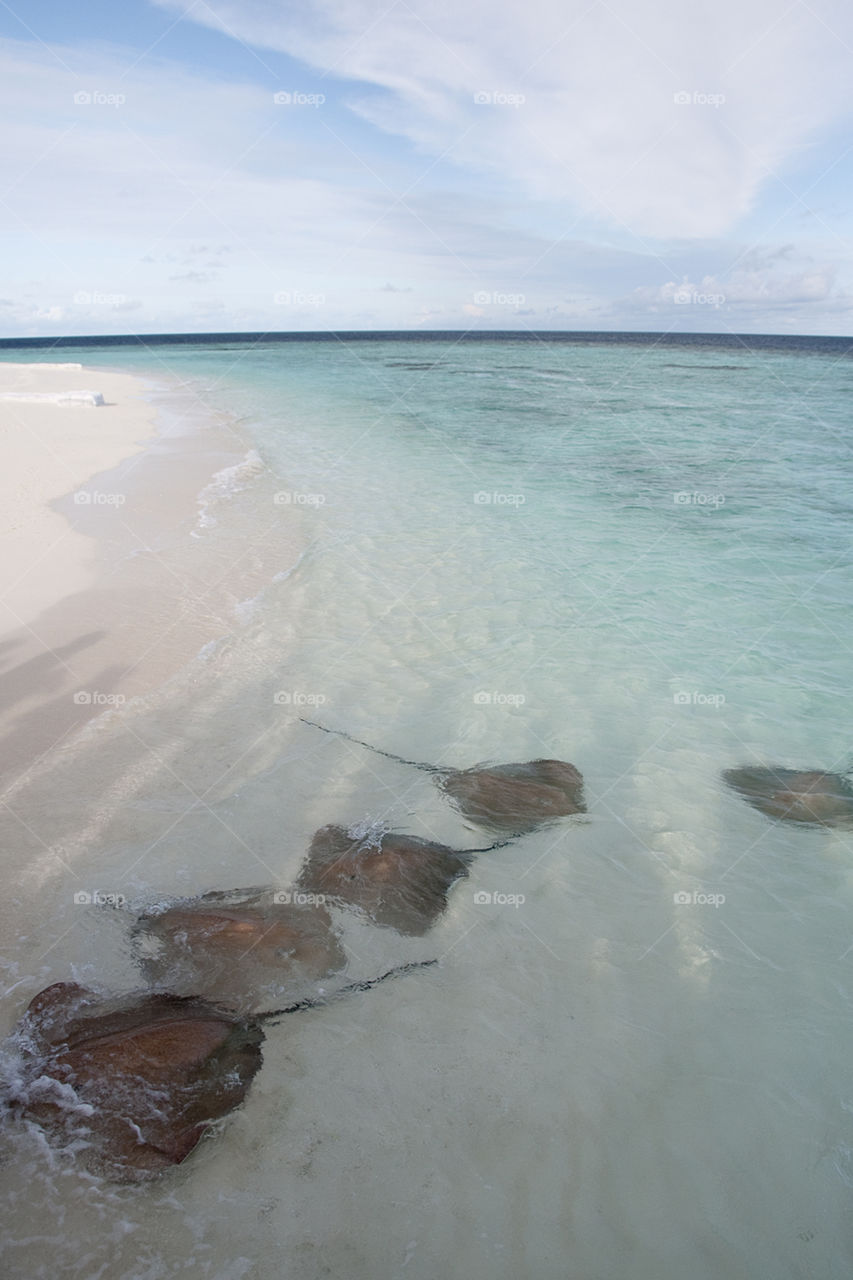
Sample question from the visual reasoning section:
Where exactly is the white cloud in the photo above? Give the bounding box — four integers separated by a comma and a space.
0, 38, 651, 331
154, 0, 853, 238
1, 24, 852, 335
629, 261, 851, 312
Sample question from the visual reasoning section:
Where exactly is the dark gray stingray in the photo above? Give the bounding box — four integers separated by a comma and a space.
132, 887, 346, 1014
723, 766, 853, 826
301, 718, 586, 835
297, 825, 477, 935
5, 962, 436, 1181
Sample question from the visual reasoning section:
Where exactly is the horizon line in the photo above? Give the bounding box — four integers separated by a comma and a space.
1, 328, 852, 350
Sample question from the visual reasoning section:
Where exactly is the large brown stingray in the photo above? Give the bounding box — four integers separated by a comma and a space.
9, 982, 263, 1181
132, 888, 346, 1014
297, 825, 473, 935
300, 719, 586, 835
723, 766, 853, 826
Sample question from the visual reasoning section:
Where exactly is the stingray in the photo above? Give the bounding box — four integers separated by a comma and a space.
297, 824, 486, 935
5, 962, 436, 1181
301, 718, 586, 835
722, 766, 853, 826
6, 981, 263, 1181
132, 887, 347, 1014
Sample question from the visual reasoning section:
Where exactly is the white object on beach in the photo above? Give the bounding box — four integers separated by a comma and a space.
15, 361, 84, 370
0, 389, 105, 406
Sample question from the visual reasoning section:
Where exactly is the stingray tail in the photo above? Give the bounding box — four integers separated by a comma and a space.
458, 838, 516, 855
299, 718, 442, 774
259, 959, 438, 1023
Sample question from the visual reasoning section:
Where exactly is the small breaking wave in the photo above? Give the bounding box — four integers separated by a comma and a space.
346, 816, 390, 853
193, 449, 266, 534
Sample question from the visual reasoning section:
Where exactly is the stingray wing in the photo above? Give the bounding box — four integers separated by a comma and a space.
18, 988, 263, 1179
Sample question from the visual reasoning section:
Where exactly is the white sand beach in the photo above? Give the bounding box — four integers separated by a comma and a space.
0, 359, 291, 786
0, 362, 154, 626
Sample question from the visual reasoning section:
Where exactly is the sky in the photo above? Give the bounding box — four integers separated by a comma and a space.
1, 0, 852, 337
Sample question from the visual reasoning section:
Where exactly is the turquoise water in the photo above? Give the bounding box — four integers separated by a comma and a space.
2, 337, 853, 1278
58, 336, 853, 760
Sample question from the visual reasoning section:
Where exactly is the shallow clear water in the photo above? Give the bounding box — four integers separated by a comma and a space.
2, 337, 853, 1278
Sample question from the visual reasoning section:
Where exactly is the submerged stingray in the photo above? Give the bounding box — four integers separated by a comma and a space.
301, 718, 586, 835
297, 824, 478, 935
5, 961, 436, 1181
722, 766, 853, 826
439, 759, 586, 833
133, 887, 346, 1014
8, 982, 263, 1181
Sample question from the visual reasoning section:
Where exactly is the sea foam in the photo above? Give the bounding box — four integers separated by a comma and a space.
193, 448, 266, 533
